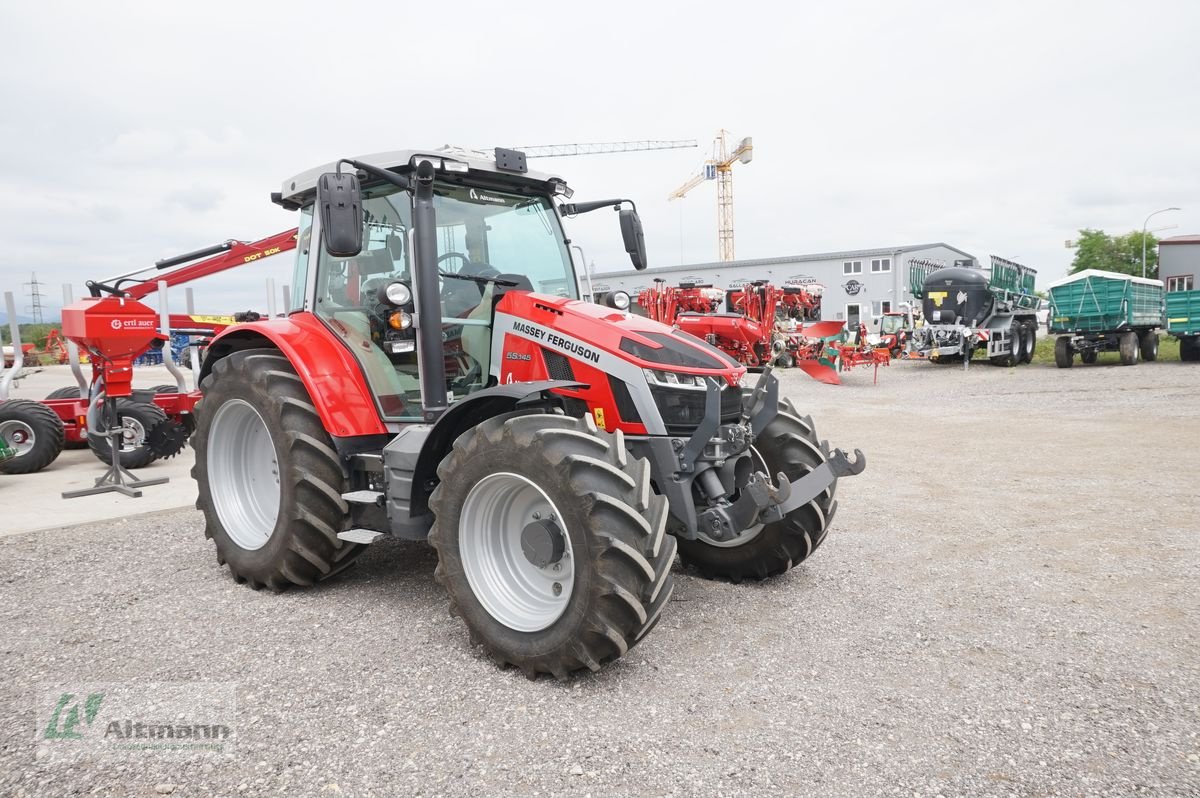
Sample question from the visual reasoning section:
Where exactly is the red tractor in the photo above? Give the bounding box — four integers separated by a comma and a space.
190, 148, 865, 678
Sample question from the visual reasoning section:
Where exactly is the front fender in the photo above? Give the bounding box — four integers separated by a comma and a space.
200, 313, 387, 437
409, 380, 586, 516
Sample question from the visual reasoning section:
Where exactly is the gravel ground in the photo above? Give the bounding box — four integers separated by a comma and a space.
2, 359, 1198, 797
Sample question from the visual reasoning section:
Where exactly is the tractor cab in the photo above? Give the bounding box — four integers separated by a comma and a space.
287, 151, 589, 421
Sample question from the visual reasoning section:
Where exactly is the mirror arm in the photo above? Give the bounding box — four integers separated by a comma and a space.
340, 159, 413, 193
560, 198, 633, 216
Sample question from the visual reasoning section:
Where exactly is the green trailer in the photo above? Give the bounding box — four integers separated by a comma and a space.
1046, 269, 1165, 367
1166, 289, 1200, 361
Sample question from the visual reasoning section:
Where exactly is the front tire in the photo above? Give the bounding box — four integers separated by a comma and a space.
428, 413, 676, 679
192, 349, 364, 591
0, 400, 65, 474
1119, 331, 1140, 366
676, 398, 837, 583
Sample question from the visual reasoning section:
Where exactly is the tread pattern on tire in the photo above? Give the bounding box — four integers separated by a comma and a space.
0, 399, 65, 474
192, 349, 364, 592
428, 413, 676, 680
88, 398, 167, 469
675, 397, 838, 583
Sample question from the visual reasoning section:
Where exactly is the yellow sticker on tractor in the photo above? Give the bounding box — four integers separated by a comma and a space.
593, 407, 606, 430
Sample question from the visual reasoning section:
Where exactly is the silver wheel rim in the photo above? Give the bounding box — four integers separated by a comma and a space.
209, 399, 280, 551
697, 447, 771, 547
459, 472, 574, 632
0, 420, 35, 457
117, 416, 147, 452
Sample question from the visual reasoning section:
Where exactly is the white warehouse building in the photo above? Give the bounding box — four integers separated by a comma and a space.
590, 242, 977, 329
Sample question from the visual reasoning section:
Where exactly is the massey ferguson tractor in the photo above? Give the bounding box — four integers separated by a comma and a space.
190, 147, 865, 678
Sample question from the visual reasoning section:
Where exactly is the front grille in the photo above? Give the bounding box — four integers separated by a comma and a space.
542, 349, 575, 381
650, 384, 743, 434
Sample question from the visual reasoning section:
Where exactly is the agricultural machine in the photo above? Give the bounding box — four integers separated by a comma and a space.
907, 256, 1041, 368
638, 279, 844, 383
771, 285, 823, 321
637, 279, 722, 322
1047, 269, 1165, 367
189, 147, 866, 678
0, 231, 296, 477
874, 308, 915, 357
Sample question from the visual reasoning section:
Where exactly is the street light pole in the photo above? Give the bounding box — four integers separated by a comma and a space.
1142, 207, 1181, 279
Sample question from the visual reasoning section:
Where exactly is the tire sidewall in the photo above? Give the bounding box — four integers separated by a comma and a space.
196, 365, 304, 576
433, 435, 603, 659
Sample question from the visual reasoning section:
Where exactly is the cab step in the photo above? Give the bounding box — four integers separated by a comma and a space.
342, 490, 384, 505
337, 528, 385, 545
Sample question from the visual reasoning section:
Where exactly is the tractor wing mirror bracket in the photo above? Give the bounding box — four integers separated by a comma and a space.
317, 172, 364, 258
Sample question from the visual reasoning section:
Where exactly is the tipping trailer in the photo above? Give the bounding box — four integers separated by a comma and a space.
1047, 270, 1165, 367
1166, 288, 1200, 362
906, 256, 1041, 368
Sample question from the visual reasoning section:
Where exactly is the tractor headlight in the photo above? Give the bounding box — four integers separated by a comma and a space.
381, 281, 413, 306
643, 368, 708, 389
604, 290, 631, 311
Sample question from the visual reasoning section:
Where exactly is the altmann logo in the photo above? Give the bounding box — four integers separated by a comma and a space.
39, 684, 236, 757
468, 188, 506, 204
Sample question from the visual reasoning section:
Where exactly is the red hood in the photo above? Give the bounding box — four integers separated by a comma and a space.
494, 292, 747, 384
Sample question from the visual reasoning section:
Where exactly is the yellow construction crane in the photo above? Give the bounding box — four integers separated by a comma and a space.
669, 130, 753, 262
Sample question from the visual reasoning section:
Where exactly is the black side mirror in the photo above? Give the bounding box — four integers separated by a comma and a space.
317, 172, 363, 257
619, 208, 648, 271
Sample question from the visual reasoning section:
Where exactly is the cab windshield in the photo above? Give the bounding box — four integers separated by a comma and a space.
880, 314, 907, 334
312, 180, 575, 420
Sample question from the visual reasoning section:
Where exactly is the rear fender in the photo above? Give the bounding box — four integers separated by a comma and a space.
409, 380, 585, 516
199, 314, 387, 437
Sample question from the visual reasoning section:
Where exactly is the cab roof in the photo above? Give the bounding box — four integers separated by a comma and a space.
279, 146, 565, 204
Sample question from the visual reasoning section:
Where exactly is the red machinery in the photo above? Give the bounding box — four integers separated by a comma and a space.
641, 280, 843, 382
637, 279, 721, 323
24, 231, 298, 483
727, 284, 821, 321
57, 294, 174, 496
836, 322, 891, 384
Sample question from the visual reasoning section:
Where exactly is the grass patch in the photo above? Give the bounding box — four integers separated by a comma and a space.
1031, 330, 1181, 366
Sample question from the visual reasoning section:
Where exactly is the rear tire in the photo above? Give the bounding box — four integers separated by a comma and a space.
1119, 331, 1140, 366
1020, 322, 1036, 364
192, 349, 365, 591
150, 384, 182, 394
45, 386, 84, 400
1182, 337, 1200, 362
676, 398, 838, 583
1054, 336, 1073, 368
429, 413, 676, 679
1139, 331, 1159, 362
88, 398, 167, 469
0, 399, 65, 474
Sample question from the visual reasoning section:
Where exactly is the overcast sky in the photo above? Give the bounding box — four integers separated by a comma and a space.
1, 0, 1197, 320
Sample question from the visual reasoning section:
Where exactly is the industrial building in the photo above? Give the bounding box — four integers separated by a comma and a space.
590, 242, 976, 329
1159, 234, 1199, 293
